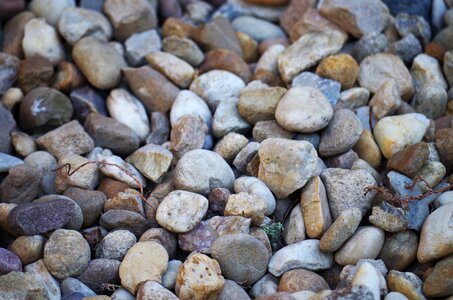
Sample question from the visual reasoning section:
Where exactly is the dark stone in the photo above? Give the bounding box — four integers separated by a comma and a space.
324, 149, 359, 169
19, 87, 74, 131
79, 0, 105, 12
351, 33, 388, 62
394, 13, 432, 46
208, 187, 230, 214
16, 56, 54, 94
0, 103, 16, 154
69, 86, 108, 123
0, 0, 26, 21
382, 0, 431, 22
0, 52, 19, 96
0, 248, 22, 275
435, 128, 453, 171
433, 25, 453, 51
77, 259, 120, 294
61, 292, 85, 300
145, 111, 170, 145
84, 113, 140, 156
158, 0, 183, 19
7, 199, 77, 235
99, 209, 151, 237
386, 142, 429, 177
2, 11, 34, 58
387, 34, 422, 64
211, 4, 247, 21
64, 187, 106, 228
0, 164, 42, 204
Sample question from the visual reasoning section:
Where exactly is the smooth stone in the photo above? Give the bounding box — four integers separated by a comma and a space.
413, 161, 446, 192
125, 29, 161, 66
369, 205, 408, 233
199, 48, 252, 82
275, 86, 333, 133
395, 13, 431, 46
358, 53, 414, 101
137, 281, 178, 300
324, 149, 358, 169
146, 51, 195, 88
146, 112, 170, 145
411, 53, 447, 93
214, 133, 248, 163
173, 149, 235, 195
387, 142, 429, 177
24, 259, 60, 300
433, 25, 453, 51
291, 72, 341, 106
387, 270, 426, 300
123, 66, 180, 112
320, 168, 376, 219
24, 151, 57, 195
294, 133, 320, 150
11, 131, 36, 157
279, 269, 329, 293
106, 89, 150, 141
95, 230, 136, 260
277, 30, 346, 83
351, 33, 389, 62
0, 272, 48, 299
319, 109, 363, 157
0, 164, 41, 204
319, 0, 390, 38
64, 188, 105, 228
211, 233, 270, 285
0, 248, 22, 275
335, 226, 385, 266
170, 114, 208, 158
250, 274, 279, 298
69, 86, 107, 123
16, 56, 54, 94
258, 138, 318, 198
300, 176, 332, 239
224, 192, 267, 225
99, 209, 151, 237
139, 228, 177, 258
99, 155, 146, 189
77, 259, 120, 294
126, 144, 172, 183
351, 158, 381, 182
43, 229, 90, 279
320, 207, 362, 253
162, 260, 182, 290
234, 176, 276, 216
316, 54, 360, 89
238, 81, 286, 125
254, 44, 285, 86
61, 278, 96, 297
0, 104, 16, 154
233, 142, 259, 173
22, 18, 65, 65
232, 16, 285, 42
29, 0, 75, 26
217, 279, 251, 300
54, 154, 99, 193
373, 113, 430, 159
9, 235, 45, 265
162, 35, 204, 67
0, 52, 19, 96
434, 191, 453, 208
119, 241, 168, 294
283, 204, 306, 245
379, 231, 418, 271
58, 7, 112, 46
34, 195, 83, 231
369, 80, 402, 119
190, 70, 245, 110
388, 34, 422, 64
2, 11, 35, 58
268, 239, 333, 277
253, 120, 294, 142
436, 128, 453, 171
170, 90, 212, 127
350, 262, 382, 300
418, 202, 453, 263
385, 292, 409, 300
423, 254, 453, 297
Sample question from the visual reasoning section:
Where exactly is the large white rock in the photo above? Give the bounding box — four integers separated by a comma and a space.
170, 90, 212, 127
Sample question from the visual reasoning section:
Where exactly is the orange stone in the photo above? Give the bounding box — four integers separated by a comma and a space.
199, 49, 252, 82
353, 129, 382, 169
278, 269, 329, 293
316, 53, 359, 89
236, 31, 259, 63
162, 17, 195, 38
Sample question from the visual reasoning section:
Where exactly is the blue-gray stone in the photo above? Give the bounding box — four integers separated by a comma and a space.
388, 34, 422, 64
431, 0, 447, 33
61, 278, 96, 297
351, 33, 388, 62
61, 293, 85, 300
0, 153, 23, 173
294, 133, 321, 150
395, 13, 432, 46
69, 86, 107, 123
291, 72, 341, 106
211, 4, 249, 21
79, 0, 105, 12
382, 0, 431, 22
232, 16, 286, 42
355, 106, 377, 131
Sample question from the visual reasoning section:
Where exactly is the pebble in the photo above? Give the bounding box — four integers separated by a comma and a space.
103, 0, 157, 41
61, 277, 96, 297
423, 254, 453, 297
276, 86, 333, 133
214, 133, 248, 163
253, 120, 294, 142
358, 53, 414, 101
73, 37, 127, 89
351, 32, 388, 62
106, 89, 150, 141
0, 271, 49, 299
22, 18, 65, 66
95, 230, 136, 260
147, 112, 170, 145
146, 51, 195, 88
175, 252, 225, 300
411, 53, 448, 92
119, 241, 168, 294
123, 66, 180, 112
278, 30, 346, 83
58, 7, 112, 46
258, 138, 318, 198
319, 109, 363, 157
0, 164, 41, 204
54, 154, 99, 193
385, 292, 409, 300
233, 141, 259, 173
335, 226, 385, 266
320, 207, 362, 253
378, 231, 418, 271
199, 48, 252, 82
373, 113, 430, 159
321, 168, 376, 219
279, 269, 329, 293
316, 54, 360, 89
170, 114, 208, 158
268, 239, 334, 277
283, 204, 305, 245
434, 191, 453, 208
224, 192, 267, 225
217, 279, 251, 300
318, 0, 390, 38
300, 176, 332, 239
414, 161, 446, 192
350, 262, 382, 300
170, 90, 212, 127
0, 53, 19, 97
394, 13, 431, 46
126, 144, 172, 183
292, 72, 341, 106
29, 0, 75, 26
43, 229, 91, 279
124, 29, 161, 66
415, 84, 448, 120
445, 51, 453, 86
232, 16, 286, 42
69, 86, 107, 123
24, 259, 61, 300
99, 209, 150, 237
162, 36, 204, 67
99, 155, 146, 189
35, 194, 83, 230
250, 274, 279, 298
436, 128, 453, 171
211, 233, 270, 285
388, 34, 422, 64
162, 260, 182, 290
23, 151, 57, 194
156, 190, 208, 233
234, 176, 276, 216
369, 80, 402, 119
387, 142, 429, 177
0, 248, 22, 275
137, 281, 179, 300
77, 258, 120, 294
139, 228, 178, 257
9, 235, 45, 265
213, 97, 251, 138
387, 270, 426, 300
254, 44, 285, 86
11, 131, 35, 157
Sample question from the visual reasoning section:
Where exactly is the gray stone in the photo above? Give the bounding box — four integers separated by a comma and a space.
0, 52, 20, 96
125, 29, 161, 66
63, 188, 106, 228
351, 33, 388, 62
0, 164, 42, 204
212, 98, 251, 139
99, 209, 151, 237
292, 72, 341, 106
0, 272, 48, 300
232, 16, 285, 42
395, 13, 431, 46
0, 248, 22, 275
146, 112, 170, 145
162, 36, 205, 67
412, 83, 447, 120
388, 34, 422, 64
61, 277, 96, 297
77, 259, 120, 294
0, 153, 23, 173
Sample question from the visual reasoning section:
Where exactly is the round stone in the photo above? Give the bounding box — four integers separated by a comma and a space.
77, 258, 120, 294
316, 54, 360, 89
278, 269, 329, 293
378, 231, 418, 271
170, 90, 212, 127
95, 230, 137, 260
275, 86, 333, 133
9, 235, 45, 265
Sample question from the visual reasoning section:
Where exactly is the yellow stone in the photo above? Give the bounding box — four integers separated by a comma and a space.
353, 130, 382, 169
316, 54, 359, 89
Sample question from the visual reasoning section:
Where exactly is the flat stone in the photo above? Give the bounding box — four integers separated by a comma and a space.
139, 228, 177, 258
300, 176, 332, 239
258, 138, 318, 198
358, 53, 414, 101
24, 151, 57, 195
423, 254, 453, 297
126, 144, 172, 183
369, 205, 408, 232
99, 209, 151, 237
119, 241, 168, 294
162, 36, 204, 67
29, 0, 75, 26
54, 154, 99, 194
146, 51, 195, 88
224, 192, 267, 225
291, 72, 341, 106
350, 262, 382, 300
378, 231, 418, 271
277, 30, 346, 83
414, 161, 446, 192
283, 204, 305, 245
43, 229, 91, 279
445, 50, 453, 86
123, 66, 180, 113
319, 109, 363, 157
125, 29, 161, 66
275, 86, 333, 133
162, 260, 181, 290
268, 239, 334, 276
369, 80, 402, 119
63, 188, 105, 228
11, 131, 36, 157
279, 0, 316, 33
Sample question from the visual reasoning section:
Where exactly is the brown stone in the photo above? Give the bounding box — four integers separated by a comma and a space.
316, 54, 359, 89
252, 120, 294, 142
435, 115, 452, 131
162, 17, 195, 38
0, 0, 25, 22
123, 66, 179, 112
279, 0, 316, 33
2, 11, 35, 58
258, 37, 289, 55
97, 178, 130, 199
190, 16, 242, 57
208, 188, 231, 214
423, 254, 453, 297
199, 49, 252, 82
379, 231, 418, 271
104, 188, 145, 216
387, 142, 429, 177
52, 61, 85, 92
16, 56, 54, 94
436, 128, 453, 171
236, 31, 259, 63
425, 42, 446, 63
300, 176, 332, 239
353, 129, 382, 169
324, 149, 359, 169
170, 114, 208, 159
0, 165, 42, 205
278, 269, 329, 293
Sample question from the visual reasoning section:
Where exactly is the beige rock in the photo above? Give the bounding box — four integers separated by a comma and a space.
277, 30, 346, 83
24, 259, 60, 300
300, 176, 332, 239
137, 281, 179, 300
176, 253, 225, 300
283, 204, 306, 245
387, 270, 426, 300
214, 133, 249, 163
278, 268, 329, 293
369, 80, 402, 119
423, 254, 453, 297
11, 131, 36, 157
351, 262, 381, 300
254, 44, 285, 86
411, 53, 448, 92
353, 130, 382, 169
119, 241, 169, 294
54, 154, 99, 193
126, 144, 173, 183
224, 192, 267, 226
103, 188, 145, 216
146, 51, 195, 88
9, 235, 45, 265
